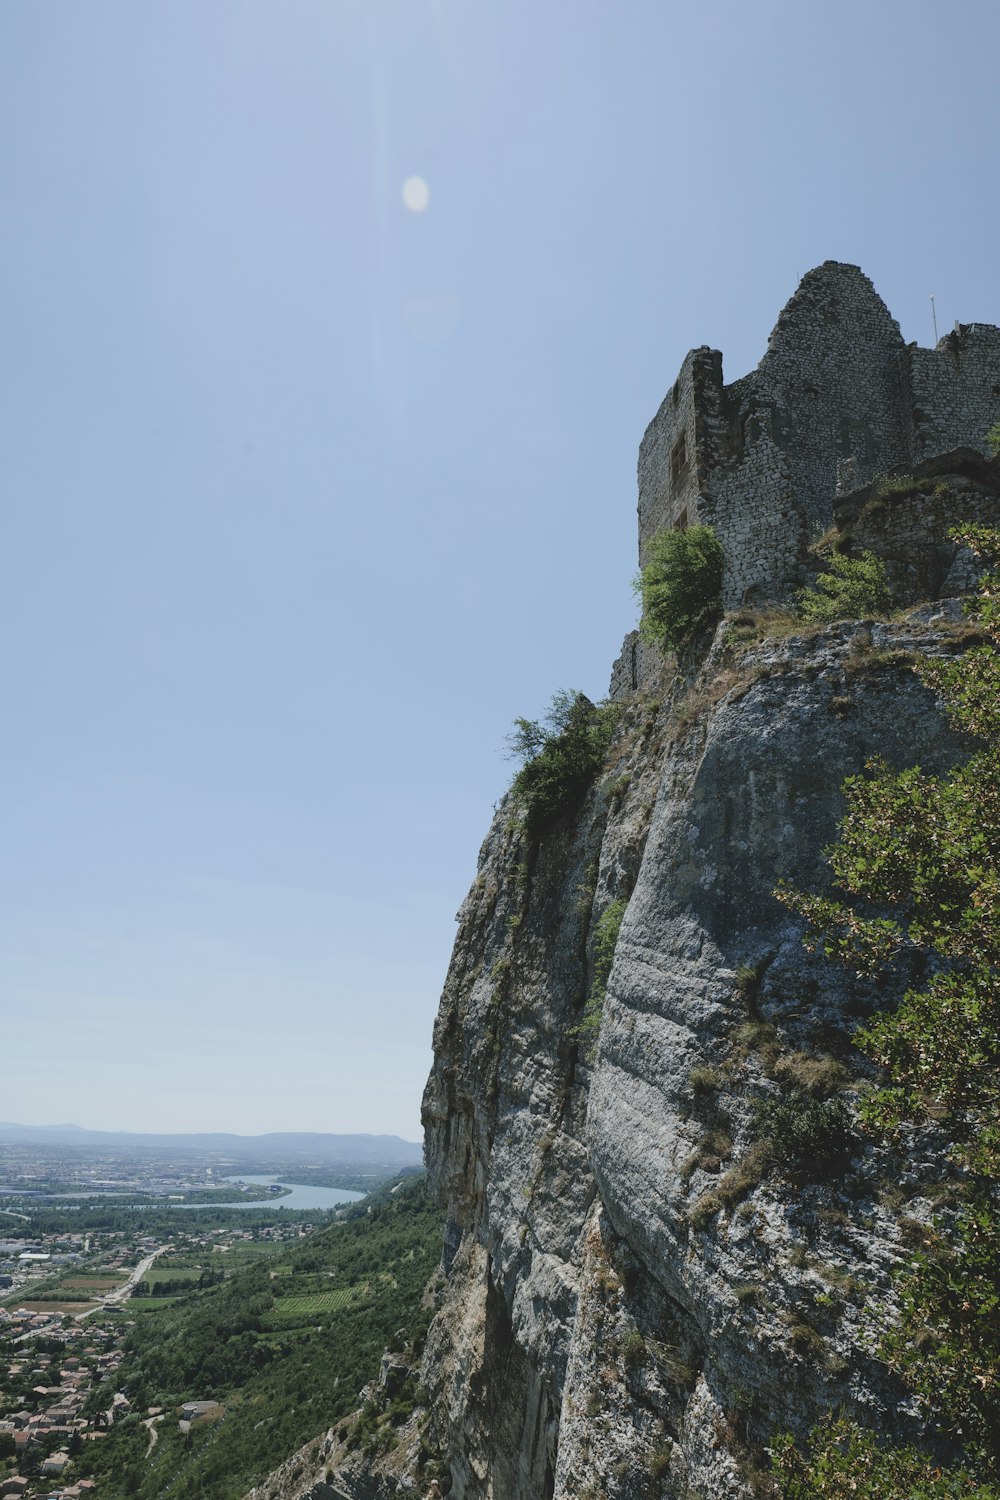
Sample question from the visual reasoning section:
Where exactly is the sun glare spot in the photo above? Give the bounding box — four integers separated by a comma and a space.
402, 176, 430, 213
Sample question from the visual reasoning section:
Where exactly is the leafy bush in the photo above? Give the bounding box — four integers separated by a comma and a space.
986, 421, 1000, 457
770, 1418, 997, 1499
591, 898, 626, 996
508, 691, 619, 835
879, 1196, 1000, 1461
634, 524, 724, 649
796, 550, 891, 623
750, 1092, 853, 1181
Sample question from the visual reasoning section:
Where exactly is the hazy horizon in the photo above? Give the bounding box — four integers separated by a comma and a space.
0, 1118, 422, 1145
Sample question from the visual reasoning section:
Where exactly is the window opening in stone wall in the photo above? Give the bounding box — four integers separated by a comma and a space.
670, 433, 688, 483
674, 508, 688, 530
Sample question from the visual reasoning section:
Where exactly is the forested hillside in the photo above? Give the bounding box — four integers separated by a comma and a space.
75, 1177, 441, 1500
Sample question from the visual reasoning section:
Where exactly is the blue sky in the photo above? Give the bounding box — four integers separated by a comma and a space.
3, 1, 998, 1139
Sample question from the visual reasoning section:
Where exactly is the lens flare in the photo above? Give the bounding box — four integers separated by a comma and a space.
402, 176, 430, 213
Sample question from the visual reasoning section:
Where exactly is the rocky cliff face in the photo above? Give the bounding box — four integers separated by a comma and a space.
248, 471, 997, 1500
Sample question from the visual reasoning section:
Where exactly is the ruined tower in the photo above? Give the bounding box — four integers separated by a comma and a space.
639, 262, 1000, 607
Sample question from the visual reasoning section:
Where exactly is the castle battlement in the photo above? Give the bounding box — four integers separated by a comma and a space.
639, 262, 1000, 607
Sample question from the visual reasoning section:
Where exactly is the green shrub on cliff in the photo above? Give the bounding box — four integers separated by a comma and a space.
796, 549, 890, 623
508, 691, 618, 835
750, 1092, 853, 1182
774, 526, 1000, 1495
986, 421, 1000, 456
771, 1419, 996, 1500
634, 524, 724, 649
591, 898, 627, 998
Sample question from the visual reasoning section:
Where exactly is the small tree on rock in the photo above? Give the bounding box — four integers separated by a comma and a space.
507, 691, 619, 836
796, 549, 890, 623
634, 525, 724, 650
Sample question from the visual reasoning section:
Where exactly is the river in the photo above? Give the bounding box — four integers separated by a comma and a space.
185, 1174, 367, 1211
1, 1178, 367, 1213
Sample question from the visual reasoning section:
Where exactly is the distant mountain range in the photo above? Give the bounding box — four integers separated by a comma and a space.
0, 1121, 423, 1165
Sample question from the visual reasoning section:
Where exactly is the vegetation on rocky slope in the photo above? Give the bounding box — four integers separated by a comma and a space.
776, 527, 1000, 1497
634, 523, 724, 648
508, 689, 619, 834
572, 896, 628, 1060
796, 549, 891, 623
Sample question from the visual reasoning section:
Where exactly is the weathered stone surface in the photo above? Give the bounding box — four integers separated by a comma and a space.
255, 604, 975, 1500
413, 608, 970, 1500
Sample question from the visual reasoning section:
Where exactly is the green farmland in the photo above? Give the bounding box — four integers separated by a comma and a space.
139, 1265, 216, 1294
262, 1284, 361, 1327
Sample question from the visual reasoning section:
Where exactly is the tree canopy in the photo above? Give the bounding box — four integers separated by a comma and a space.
508, 691, 618, 835
634, 524, 724, 648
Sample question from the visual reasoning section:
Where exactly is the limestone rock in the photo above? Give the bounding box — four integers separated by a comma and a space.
417, 608, 970, 1500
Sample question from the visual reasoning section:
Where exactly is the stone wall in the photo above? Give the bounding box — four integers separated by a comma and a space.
910, 324, 1000, 460
638, 349, 721, 562
639, 262, 1000, 608
700, 434, 803, 608
749, 264, 912, 532
608, 631, 671, 703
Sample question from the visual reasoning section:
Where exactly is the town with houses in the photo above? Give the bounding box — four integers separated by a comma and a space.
0, 1127, 425, 1498
0, 1217, 323, 1498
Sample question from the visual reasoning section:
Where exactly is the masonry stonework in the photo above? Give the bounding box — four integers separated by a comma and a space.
638, 262, 1000, 608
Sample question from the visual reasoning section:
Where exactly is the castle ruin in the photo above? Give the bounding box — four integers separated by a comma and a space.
638, 261, 1000, 607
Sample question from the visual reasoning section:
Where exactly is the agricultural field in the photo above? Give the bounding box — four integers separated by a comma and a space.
60, 1273, 128, 1292
2, 1271, 129, 1310
141, 1265, 212, 1291
262, 1284, 361, 1328
210, 1240, 292, 1264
